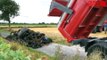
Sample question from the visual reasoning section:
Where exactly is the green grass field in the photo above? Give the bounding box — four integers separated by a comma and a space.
0, 24, 57, 28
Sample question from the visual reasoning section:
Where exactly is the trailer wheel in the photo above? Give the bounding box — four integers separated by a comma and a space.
87, 43, 107, 59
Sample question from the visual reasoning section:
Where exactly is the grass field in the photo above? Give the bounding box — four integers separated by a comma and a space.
0, 24, 57, 28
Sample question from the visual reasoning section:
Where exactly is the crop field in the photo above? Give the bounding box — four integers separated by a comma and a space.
13, 28, 107, 38
29, 28, 107, 38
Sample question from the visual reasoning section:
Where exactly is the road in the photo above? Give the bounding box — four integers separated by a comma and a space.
37, 43, 87, 60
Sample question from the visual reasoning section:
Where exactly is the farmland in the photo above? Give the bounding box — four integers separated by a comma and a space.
0, 23, 57, 28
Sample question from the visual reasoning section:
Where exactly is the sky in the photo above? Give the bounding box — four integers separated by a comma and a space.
10, 0, 60, 23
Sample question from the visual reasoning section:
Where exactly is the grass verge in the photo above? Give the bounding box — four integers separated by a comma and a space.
0, 37, 55, 60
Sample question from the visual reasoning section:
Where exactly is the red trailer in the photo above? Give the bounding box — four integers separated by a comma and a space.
49, 0, 107, 58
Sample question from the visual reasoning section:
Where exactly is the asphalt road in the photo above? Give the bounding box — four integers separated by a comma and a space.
0, 32, 10, 38
37, 43, 87, 60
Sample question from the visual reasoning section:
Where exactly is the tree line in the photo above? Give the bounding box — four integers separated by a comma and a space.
0, 22, 57, 25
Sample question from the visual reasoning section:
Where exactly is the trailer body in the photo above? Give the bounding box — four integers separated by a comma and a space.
49, 0, 107, 42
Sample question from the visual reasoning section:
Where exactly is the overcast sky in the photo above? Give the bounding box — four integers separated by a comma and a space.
10, 0, 60, 23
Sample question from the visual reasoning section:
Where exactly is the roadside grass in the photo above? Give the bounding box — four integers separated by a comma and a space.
0, 36, 55, 60
0, 29, 9, 32
0, 29, 54, 60
9, 41, 55, 60
46, 32, 68, 45
0, 37, 31, 60
87, 51, 103, 60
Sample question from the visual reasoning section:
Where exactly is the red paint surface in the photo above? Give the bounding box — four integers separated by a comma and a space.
48, 0, 68, 16
49, 0, 107, 42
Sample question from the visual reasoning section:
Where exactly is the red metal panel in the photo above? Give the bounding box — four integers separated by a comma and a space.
48, 8, 63, 16
48, 0, 107, 42
88, 0, 106, 7
58, 0, 107, 42
48, 0, 69, 16
54, 0, 68, 6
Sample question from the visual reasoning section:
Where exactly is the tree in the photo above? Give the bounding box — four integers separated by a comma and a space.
0, 0, 19, 30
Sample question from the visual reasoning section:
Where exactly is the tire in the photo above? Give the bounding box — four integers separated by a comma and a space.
87, 43, 107, 59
